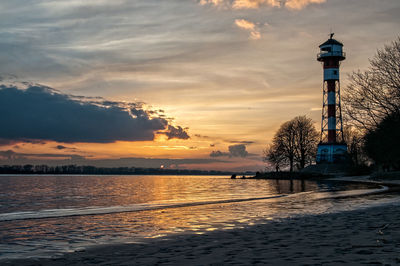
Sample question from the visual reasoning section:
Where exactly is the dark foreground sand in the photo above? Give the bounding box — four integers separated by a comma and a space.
4, 203, 400, 266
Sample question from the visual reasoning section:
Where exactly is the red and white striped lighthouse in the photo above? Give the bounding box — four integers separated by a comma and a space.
316, 33, 347, 163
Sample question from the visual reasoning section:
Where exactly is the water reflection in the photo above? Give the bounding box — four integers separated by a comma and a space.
272, 179, 307, 194
0, 176, 319, 214
0, 175, 388, 259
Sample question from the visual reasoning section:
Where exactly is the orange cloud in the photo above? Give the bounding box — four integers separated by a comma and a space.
199, 0, 325, 9
199, 0, 225, 7
232, 0, 280, 9
235, 19, 261, 40
285, 0, 326, 10
235, 18, 256, 30
249, 31, 261, 40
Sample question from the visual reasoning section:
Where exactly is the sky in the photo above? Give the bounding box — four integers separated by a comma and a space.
0, 0, 399, 171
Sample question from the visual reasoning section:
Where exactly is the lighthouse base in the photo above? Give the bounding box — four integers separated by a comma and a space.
316, 143, 347, 164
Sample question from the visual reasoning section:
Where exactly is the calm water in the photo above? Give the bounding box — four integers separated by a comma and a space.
0, 175, 397, 260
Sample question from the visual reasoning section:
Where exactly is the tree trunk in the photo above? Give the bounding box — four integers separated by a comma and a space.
289, 157, 294, 172
300, 150, 306, 169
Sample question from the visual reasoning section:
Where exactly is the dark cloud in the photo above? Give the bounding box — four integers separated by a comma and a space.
163, 125, 190, 140
55, 145, 77, 151
210, 144, 249, 158
0, 149, 84, 160
228, 144, 248, 157
210, 150, 229, 157
229, 140, 255, 144
194, 134, 211, 139
0, 85, 188, 143
0, 138, 46, 146
55, 145, 67, 150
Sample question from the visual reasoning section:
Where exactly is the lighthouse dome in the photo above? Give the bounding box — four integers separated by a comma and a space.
319, 38, 343, 47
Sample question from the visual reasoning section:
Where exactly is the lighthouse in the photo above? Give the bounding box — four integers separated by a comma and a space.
316, 33, 347, 163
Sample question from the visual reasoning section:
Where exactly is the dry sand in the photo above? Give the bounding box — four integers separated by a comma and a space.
3, 202, 400, 265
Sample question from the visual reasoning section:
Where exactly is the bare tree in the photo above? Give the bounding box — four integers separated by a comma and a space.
275, 120, 296, 171
293, 116, 319, 169
264, 116, 318, 172
343, 37, 400, 130
263, 144, 286, 172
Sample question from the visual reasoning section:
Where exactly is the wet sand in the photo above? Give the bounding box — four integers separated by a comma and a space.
3, 203, 400, 265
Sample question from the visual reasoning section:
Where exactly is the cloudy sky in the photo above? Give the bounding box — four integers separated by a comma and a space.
0, 0, 399, 171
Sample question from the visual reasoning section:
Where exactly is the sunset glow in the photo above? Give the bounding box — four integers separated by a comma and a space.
0, 0, 399, 171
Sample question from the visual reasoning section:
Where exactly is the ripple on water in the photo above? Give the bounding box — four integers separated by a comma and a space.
0, 175, 398, 260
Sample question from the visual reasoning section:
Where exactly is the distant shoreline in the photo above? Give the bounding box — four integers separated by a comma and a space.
0, 173, 238, 176
0, 164, 253, 176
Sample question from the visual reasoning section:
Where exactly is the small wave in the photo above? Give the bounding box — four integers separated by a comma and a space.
0, 195, 287, 222
311, 185, 389, 200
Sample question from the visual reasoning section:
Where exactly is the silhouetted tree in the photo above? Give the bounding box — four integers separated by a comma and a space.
263, 144, 286, 172
364, 111, 400, 170
264, 116, 318, 172
23, 164, 33, 173
274, 119, 296, 171
343, 126, 368, 167
293, 116, 319, 169
344, 37, 400, 130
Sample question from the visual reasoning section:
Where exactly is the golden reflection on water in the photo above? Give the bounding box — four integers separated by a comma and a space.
110, 179, 318, 240
0, 175, 318, 213
1, 176, 335, 258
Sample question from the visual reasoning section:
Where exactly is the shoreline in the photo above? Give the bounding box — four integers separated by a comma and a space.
3, 201, 400, 265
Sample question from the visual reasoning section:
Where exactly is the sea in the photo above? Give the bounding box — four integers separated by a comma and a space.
0, 174, 399, 260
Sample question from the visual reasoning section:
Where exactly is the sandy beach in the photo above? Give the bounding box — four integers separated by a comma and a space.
3, 201, 400, 266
